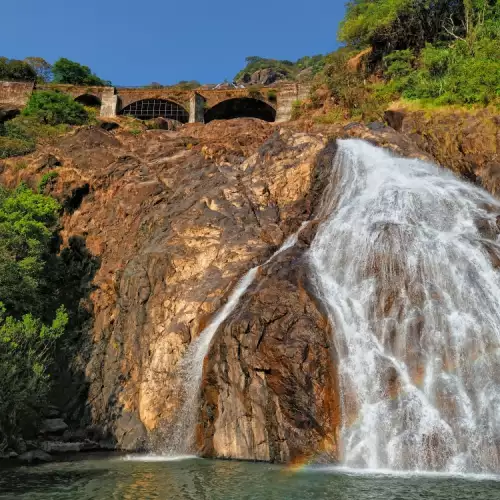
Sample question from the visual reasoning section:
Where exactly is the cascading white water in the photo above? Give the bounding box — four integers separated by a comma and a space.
309, 139, 500, 474
166, 228, 304, 454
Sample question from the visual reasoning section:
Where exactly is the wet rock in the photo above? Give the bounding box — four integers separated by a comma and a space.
40, 418, 68, 434
384, 110, 405, 131
18, 449, 53, 464
40, 441, 83, 453
114, 412, 146, 451
198, 244, 341, 463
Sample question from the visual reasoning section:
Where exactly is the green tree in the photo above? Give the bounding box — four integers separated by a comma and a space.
52, 57, 110, 86
0, 57, 37, 82
339, 0, 466, 52
24, 57, 53, 83
0, 184, 60, 315
0, 303, 68, 442
22, 91, 88, 125
0, 183, 70, 446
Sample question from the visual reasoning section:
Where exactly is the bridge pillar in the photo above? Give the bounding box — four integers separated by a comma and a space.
275, 83, 312, 123
100, 87, 118, 118
189, 93, 205, 123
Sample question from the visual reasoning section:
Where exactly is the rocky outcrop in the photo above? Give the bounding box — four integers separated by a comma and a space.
0, 119, 335, 459
384, 107, 500, 193
3, 110, 492, 463
197, 238, 341, 463
238, 68, 289, 86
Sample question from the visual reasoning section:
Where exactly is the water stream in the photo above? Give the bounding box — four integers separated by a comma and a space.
309, 139, 500, 473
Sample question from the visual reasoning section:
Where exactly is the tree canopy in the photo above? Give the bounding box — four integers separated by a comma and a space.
0, 184, 70, 443
338, 0, 497, 53
0, 57, 37, 82
52, 58, 110, 86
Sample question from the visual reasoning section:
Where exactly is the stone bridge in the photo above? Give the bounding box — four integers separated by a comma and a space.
0, 81, 311, 123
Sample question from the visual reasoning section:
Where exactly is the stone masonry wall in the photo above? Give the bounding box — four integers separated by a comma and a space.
0, 81, 35, 107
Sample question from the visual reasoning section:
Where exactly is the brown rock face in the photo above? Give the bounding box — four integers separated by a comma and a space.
6, 111, 489, 463
197, 241, 341, 463
384, 108, 500, 192
1, 119, 337, 457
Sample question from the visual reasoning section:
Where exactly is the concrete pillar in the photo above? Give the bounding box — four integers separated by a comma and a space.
189, 93, 206, 123
100, 87, 118, 118
275, 83, 312, 123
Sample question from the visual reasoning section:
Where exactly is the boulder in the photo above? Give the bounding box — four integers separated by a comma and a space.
238, 68, 288, 86
40, 441, 83, 453
40, 418, 68, 434
18, 449, 53, 464
198, 242, 341, 463
148, 117, 181, 130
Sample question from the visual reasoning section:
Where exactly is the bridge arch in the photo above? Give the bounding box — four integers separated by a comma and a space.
204, 97, 276, 123
119, 98, 189, 122
75, 94, 101, 108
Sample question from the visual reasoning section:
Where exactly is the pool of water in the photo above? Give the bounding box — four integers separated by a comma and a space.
1, 455, 500, 500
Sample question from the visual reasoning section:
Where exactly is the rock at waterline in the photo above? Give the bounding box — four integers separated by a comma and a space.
40, 418, 68, 434
18, 449, 53, 464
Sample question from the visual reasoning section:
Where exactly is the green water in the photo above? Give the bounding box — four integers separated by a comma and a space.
1, 455, 500, 499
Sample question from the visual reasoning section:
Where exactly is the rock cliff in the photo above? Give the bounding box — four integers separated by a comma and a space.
0, 111, 498, 462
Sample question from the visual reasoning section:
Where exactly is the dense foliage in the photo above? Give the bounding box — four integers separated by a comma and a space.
52, 58, 110, 86
0, 58, 37, 82
22, 91, 89, 126
0, 92, 87, 159
0, 185, 68, 446
311, 0, 500, 120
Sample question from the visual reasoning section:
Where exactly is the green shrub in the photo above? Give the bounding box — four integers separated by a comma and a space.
5, 116, 70, 142
22, 91, 89, 125
291, 100, 304, 120
0, 184, 69, 444
38, 171, 59, 193
0, 136, 35, 159
0, 304, 68, 441
52, 58, 110, 86
384, 49, 415, 78
313, 109, 344, 124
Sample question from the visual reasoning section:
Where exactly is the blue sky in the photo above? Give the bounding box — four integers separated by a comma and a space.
1, 1, 345, 86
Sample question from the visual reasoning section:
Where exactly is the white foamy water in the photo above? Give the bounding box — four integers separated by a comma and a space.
309, 139, 500, 474
165, 227, 304, 453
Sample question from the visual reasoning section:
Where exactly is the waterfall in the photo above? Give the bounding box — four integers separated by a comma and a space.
165, 227, 304, 454
309, 139, 500, 473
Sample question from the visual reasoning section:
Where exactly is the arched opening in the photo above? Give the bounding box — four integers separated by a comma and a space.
120, 99, 189, 122
204, 98, 276, 123
75, 94, 101, 108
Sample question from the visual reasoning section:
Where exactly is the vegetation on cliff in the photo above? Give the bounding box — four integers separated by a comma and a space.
0, 58, 37, 82
0, 184, 68, 448
0, 91, 89, 158
298, 0, 500, 122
